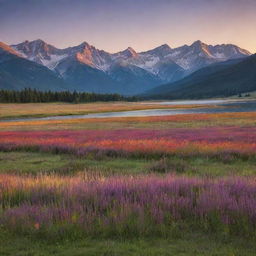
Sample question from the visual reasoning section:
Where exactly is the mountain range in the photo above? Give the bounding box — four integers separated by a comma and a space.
0, 39, 253, 96
143, 54, 256, 99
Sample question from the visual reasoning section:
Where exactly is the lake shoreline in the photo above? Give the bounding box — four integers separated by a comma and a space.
1, 99, 256, 123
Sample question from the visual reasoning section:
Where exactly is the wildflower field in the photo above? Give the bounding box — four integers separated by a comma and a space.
0, 103, 256, 255
2, 174, 256, 239
0, 126, 255, 157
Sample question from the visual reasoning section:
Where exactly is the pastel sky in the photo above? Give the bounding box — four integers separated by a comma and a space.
0, 0, 255, 53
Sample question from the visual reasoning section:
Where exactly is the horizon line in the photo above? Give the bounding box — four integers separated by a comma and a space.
3, 38, 253, 54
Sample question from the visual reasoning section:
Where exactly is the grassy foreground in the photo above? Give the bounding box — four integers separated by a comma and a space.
1, 231, 256, 256
0, 151, 256, 176
0, 103, 256, 255
0, 152, 149, 175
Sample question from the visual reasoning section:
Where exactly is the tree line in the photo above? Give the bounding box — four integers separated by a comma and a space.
0, 88, 139, 103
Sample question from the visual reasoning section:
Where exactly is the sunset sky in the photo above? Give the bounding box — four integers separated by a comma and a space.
0, 0, 255, 53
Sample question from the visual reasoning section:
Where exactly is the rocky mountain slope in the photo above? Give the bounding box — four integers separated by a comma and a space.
143, 55, 256, 99
0, 39, 251, 94
0, 42, 68, 91
11, 39, 251, 94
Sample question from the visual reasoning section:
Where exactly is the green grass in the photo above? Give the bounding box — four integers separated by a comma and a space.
0, 151, 150, 175
0, 151, 256, 177
1, 229, 256, 256
154, 156, 256, 177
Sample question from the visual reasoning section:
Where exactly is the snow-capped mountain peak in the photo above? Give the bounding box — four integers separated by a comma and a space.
142, 44, 172, 57
13, 39, 59, 57
10, 39, 251, 84
113, 47, 138, 60
12, 39, 66, 69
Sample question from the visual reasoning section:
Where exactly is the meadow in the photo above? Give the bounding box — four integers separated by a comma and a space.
0, 102, 256, 255
0, 101, 207, 119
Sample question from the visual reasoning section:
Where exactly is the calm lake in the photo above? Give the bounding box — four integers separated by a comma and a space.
2, 99, 256, 122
